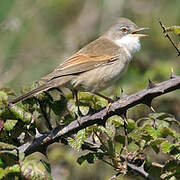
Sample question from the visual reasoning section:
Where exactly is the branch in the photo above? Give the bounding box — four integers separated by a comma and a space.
158, 19, 180, 56
18, 75, 180, 155
127, 163, 155, 180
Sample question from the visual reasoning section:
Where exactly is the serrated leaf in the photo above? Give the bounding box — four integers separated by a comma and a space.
68, 129, 86, 151
160, 127, 179, 138
161, 141, 172, 153
143, 125, 160, 139
148, 138, 165, 153
129, 131, 140, 141
149, 138, 164, 146
4, 119, 18, 131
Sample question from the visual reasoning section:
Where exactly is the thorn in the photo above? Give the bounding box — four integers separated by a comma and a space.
120, 111, 127, 121
141, 161, 146, 168
35, 128, 42, 138
27, 131, 34, 142
121, 88, 128, 98
170, 67, 177, 79
106, 102, 112, 113
150, 105, 156, 113
77, 116, 81, 125
87, 107, 95, 115
147, 79, 156, 89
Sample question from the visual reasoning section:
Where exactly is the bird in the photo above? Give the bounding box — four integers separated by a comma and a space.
8, 18, 148, 110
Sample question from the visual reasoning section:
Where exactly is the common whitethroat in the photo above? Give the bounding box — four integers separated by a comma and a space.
9, 18, 148, 105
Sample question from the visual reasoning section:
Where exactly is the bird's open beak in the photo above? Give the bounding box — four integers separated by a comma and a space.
131, 27, 149, 38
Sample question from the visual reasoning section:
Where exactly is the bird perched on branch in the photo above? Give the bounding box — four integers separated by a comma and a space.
9, 18, 148, 112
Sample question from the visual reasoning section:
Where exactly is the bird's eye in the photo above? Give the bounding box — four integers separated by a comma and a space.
120, 27, 128, 32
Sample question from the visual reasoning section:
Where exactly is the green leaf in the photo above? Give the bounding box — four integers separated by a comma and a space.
170, 144, 180, 160
40, 160, 52, 180
77, 152, 103, 165
0, 158, 4, 168
143, 125, 160, 139
148, 138, 164, 153
156, 120, 170, 128
161, 141, 172, 153
3, 119, 18, 131
0, 164, 20, 179
160, 127, 179, 138
111, 115, 124, 127
129, 131, 141, 141
21, 152, 51, 180
166, 26, 180, 35
149, 138, 164, 146
6, 164, 20, 173
49, 96, 67, 115
0, 91, 8, 105
0, 88, 16, 96
149, 112, 173, 120
68, 129, 86, 151
162, 160, 180, 180
127, 119, 137, 132
77, 156, 86, 165
105, 121, 116, 139
9, 105, 33, 124
0, 142, 17, 150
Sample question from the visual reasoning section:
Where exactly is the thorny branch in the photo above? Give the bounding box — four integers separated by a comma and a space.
158, 19, 180, 56
15, 74, 180, 179
18, 74, 180, 155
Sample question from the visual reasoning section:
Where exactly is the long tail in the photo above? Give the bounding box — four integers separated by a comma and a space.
9, 84, 50, 105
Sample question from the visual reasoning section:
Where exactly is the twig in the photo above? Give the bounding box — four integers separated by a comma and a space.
158, 19, 180, 56
151, 162, 164, 168
37, 99, 52, 130
127, 163, 155, 180
108, 172, 121, 180
102, 159, 116, 169
17, 75, 180, 155
122, 113, 128, 173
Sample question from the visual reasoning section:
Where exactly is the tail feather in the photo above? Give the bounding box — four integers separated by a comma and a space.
8, 75, 75, 105
9, 84, 49, 105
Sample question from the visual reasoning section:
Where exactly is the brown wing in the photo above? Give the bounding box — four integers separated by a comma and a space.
42, 37, 121, 81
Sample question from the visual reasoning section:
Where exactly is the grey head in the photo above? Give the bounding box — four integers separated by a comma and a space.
103, 17, 148, 41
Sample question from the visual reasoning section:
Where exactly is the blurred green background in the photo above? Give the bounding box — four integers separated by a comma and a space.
0, 0, 180, 179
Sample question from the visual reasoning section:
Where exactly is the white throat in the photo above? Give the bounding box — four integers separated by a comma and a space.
115, 34, 141, 58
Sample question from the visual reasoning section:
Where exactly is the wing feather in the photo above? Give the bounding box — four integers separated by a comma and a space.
41, 37, 121, 81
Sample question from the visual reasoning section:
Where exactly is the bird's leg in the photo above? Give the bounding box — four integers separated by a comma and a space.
93, 92, 114, 103
93, 92, 114, 112
72, 90, 82, 123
